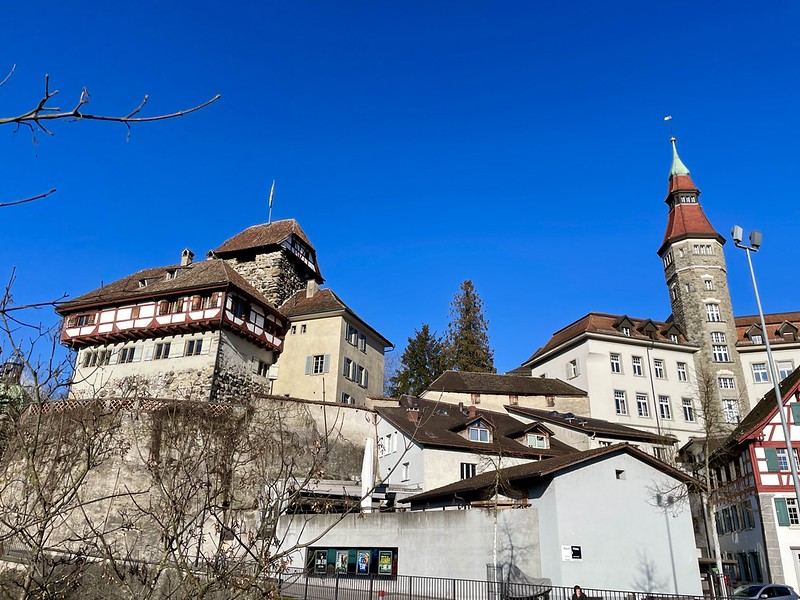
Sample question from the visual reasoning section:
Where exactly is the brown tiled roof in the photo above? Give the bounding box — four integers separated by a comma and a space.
404, 443, 697, 504
375, 396, 578, 459
506, 406, 677, 445
734, 312, 800, 346
214, 219, 315, 255
57, 259, 277, 314
280, 288, 392, 347
426, 371, 586, 396
659, 204, 724, 254
505, 365, 531, 377
523, 312, 694, 365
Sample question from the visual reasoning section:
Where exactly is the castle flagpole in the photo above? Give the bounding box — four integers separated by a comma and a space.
267, 180, 275, 224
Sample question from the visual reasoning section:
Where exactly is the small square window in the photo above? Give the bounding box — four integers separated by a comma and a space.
300, 324, 307, 334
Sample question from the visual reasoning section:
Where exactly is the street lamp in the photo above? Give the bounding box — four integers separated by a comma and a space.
732, 226, 800, 505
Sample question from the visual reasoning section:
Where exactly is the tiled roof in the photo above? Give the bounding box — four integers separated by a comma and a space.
505, 365, 532, 377
279, 288, 392, 347
506, 406, 677, 445
523, 312, 693, 365
659, 203, 724, 254
57, 259, 277, 314
735, 312, 800, 346
403, 443, 697, 505
213, 219, 315, 255
426, 371, 586, 396
375, 396, 578, 459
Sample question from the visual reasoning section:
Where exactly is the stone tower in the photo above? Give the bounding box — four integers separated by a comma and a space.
657, 138, 750, 422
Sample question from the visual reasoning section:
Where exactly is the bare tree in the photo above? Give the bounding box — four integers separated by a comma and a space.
0, 65, 220, 208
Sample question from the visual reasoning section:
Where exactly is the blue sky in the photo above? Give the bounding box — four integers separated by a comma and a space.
2, 2, 800, 373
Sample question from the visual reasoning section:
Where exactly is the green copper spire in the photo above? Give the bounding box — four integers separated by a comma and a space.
669, 137, 690, 177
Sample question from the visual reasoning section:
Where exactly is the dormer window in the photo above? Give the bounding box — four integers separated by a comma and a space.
751, 334, 763, 344
468, 420, 491, 443
165, 270, 177, 281
526, 433, 549, 449
138, 279, 148, 288
622, 327, 631, 336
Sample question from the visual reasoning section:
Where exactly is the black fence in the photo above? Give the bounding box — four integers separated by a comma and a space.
276, 568, 716, 600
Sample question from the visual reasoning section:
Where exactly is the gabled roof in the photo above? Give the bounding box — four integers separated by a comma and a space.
57, 259, 278, 314
403, 443, 697, 505
735, 312, 800, 346
214, 219, 314, 255
506, 406, 678, 446
522, 312, 695, 366
279, 288, 392, 347
425, 371, 586, 397
375, 396, 577, 459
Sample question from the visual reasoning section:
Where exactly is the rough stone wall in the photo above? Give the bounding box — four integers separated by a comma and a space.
72, 364, 217, 403
663, 239, 750, 416
223, 250, 306, 308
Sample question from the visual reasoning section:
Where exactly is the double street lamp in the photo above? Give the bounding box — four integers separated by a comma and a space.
732, 226, 800, 505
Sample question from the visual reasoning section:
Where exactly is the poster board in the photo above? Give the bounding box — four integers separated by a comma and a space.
336, 551, 349, 574
378, 551, 393, 575
356, 550, 371, 575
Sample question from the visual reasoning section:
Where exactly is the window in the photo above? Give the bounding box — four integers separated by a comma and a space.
636, 393, 649, 417
340, 393, 355, 404
382, 433, 392, 456
682, 398, 695, 422
345, 323, 359, 346
401, 462, 409, 481
742, 499, 755, 529
677, 362, 688, 382
468, 421, 491, 443
670, 334, 679, 343
632, 356, 643, 376
706, 304, 722, 322
610, 353, 621, 373
290, 325, 297, 335
343, 358, 353, 379
775, 497, 800, 527
753, 363, 769, 383
154, 342, 171, 360
663, 252, 673, 268
359, 334, 367, 353
614, 390, 628, 415
119, 347, 136, 363
185, 339, 203, 356
509, 394, 518, 406
670, 283, 678, 301
131, 306, 141, 319
694, 244, 713, 255
621, 326, 631, 336
68, 313, 96, 327
305, 354, 331, 375
313, 355, 326, 375
658, 395, 672, 420
711, 331, 726, 343
719, 377, 736, 389
355, 364, 367, 388
460, 463, 477, 480
778, 361, 794, 381
301, 324, 307, 334
705, 279, 714, 291
751, 334, 763, 344
653, 359, 665, 379
232, 298, 249, 320
713, 345, 730, 362
722, 399, 740, 424
256, 360, 270, 377
526, 433, 549, 449
567, 359, 579, 379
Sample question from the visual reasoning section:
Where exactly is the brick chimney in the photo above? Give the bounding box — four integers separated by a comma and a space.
406, 406, 419, 423
306, 279, 320, 298
181, 248, 194, 266
467, 406, 477, 419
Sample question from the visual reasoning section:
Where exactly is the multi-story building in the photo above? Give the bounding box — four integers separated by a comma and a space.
518, 140, 800, 444
58, 219, 390, 405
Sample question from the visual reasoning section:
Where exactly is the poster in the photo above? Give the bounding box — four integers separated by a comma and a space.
314, 550, 327, 574
356, 550, 371, 574
335, 551, 349, 574
378, 551, 393, 575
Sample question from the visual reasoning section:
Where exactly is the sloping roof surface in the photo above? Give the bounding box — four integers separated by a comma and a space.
375, 396, 577, 459
506, 406, 677, 445
523, 312, 692, 365
404, 443, 696, 504
426, 371, 586, 396
735, 312, 800, 346
659, 203, 723, 252
57, 260, 276, 313
214, 219, 315, 255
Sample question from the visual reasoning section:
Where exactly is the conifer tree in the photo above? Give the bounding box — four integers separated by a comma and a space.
388, 324, 446, 397
445, 280, 495, 373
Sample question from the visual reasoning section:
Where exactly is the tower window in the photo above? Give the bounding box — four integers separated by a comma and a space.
706, 304, 722, 322
711, 332, 726, 343
718, 377, 736, 389
693, 244, 713, 255
705, 279, 714, 291
670, 283, 678, 301
663, 252, 673, 268
712, 345, 730, 362
722, 399, 740, 424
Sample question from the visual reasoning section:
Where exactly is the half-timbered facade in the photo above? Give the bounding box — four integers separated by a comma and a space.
58, 253, 288, 402
703, 368, 800, 588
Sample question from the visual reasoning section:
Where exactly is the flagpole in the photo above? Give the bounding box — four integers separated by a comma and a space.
267, 180, 275, 224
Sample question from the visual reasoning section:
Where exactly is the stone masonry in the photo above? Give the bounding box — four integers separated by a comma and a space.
222, 249, 307, 308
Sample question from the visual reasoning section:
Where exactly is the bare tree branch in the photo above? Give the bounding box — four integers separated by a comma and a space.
0, 188, 56, 209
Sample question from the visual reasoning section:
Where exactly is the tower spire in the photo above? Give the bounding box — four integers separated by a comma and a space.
669, 137, 690, 177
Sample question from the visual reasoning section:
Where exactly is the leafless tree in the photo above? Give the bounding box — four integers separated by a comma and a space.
0, 64, 220, 208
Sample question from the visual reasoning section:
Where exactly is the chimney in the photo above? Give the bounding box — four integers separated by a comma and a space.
406, 406, 419, 423
306, 279, 320, 299
467, 406, 477, 419
181, 248, 194, 266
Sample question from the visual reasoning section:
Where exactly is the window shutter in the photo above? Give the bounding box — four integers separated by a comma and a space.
177, 298, 184, 312
363, 369, 369, 388
323, 354, 330, 373
158, 300, 168, 315
775, 498, 790, 526
131, 306, 141, 319
765, 448, 780, 472
170, 340, 185, 358
143, 342, 155, 361
191, 295, 201, 310
305, 356, 312, 375
200, 337, 211, 355
109, 349, 119, 365
791, 404, 800, 425
132, 347, 142, 362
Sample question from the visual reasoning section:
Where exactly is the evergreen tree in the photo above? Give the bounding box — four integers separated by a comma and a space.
445, 280, 495, 373
388, 324, 446, 397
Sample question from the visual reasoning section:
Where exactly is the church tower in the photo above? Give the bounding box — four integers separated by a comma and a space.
657, 138, 750, 422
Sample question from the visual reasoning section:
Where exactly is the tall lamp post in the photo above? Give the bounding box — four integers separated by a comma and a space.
732, 226, 800, 505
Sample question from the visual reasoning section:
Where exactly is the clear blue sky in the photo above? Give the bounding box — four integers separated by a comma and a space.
3, 2, 799, 373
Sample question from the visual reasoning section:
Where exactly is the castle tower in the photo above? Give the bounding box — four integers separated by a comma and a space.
657, 138, 750, 422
